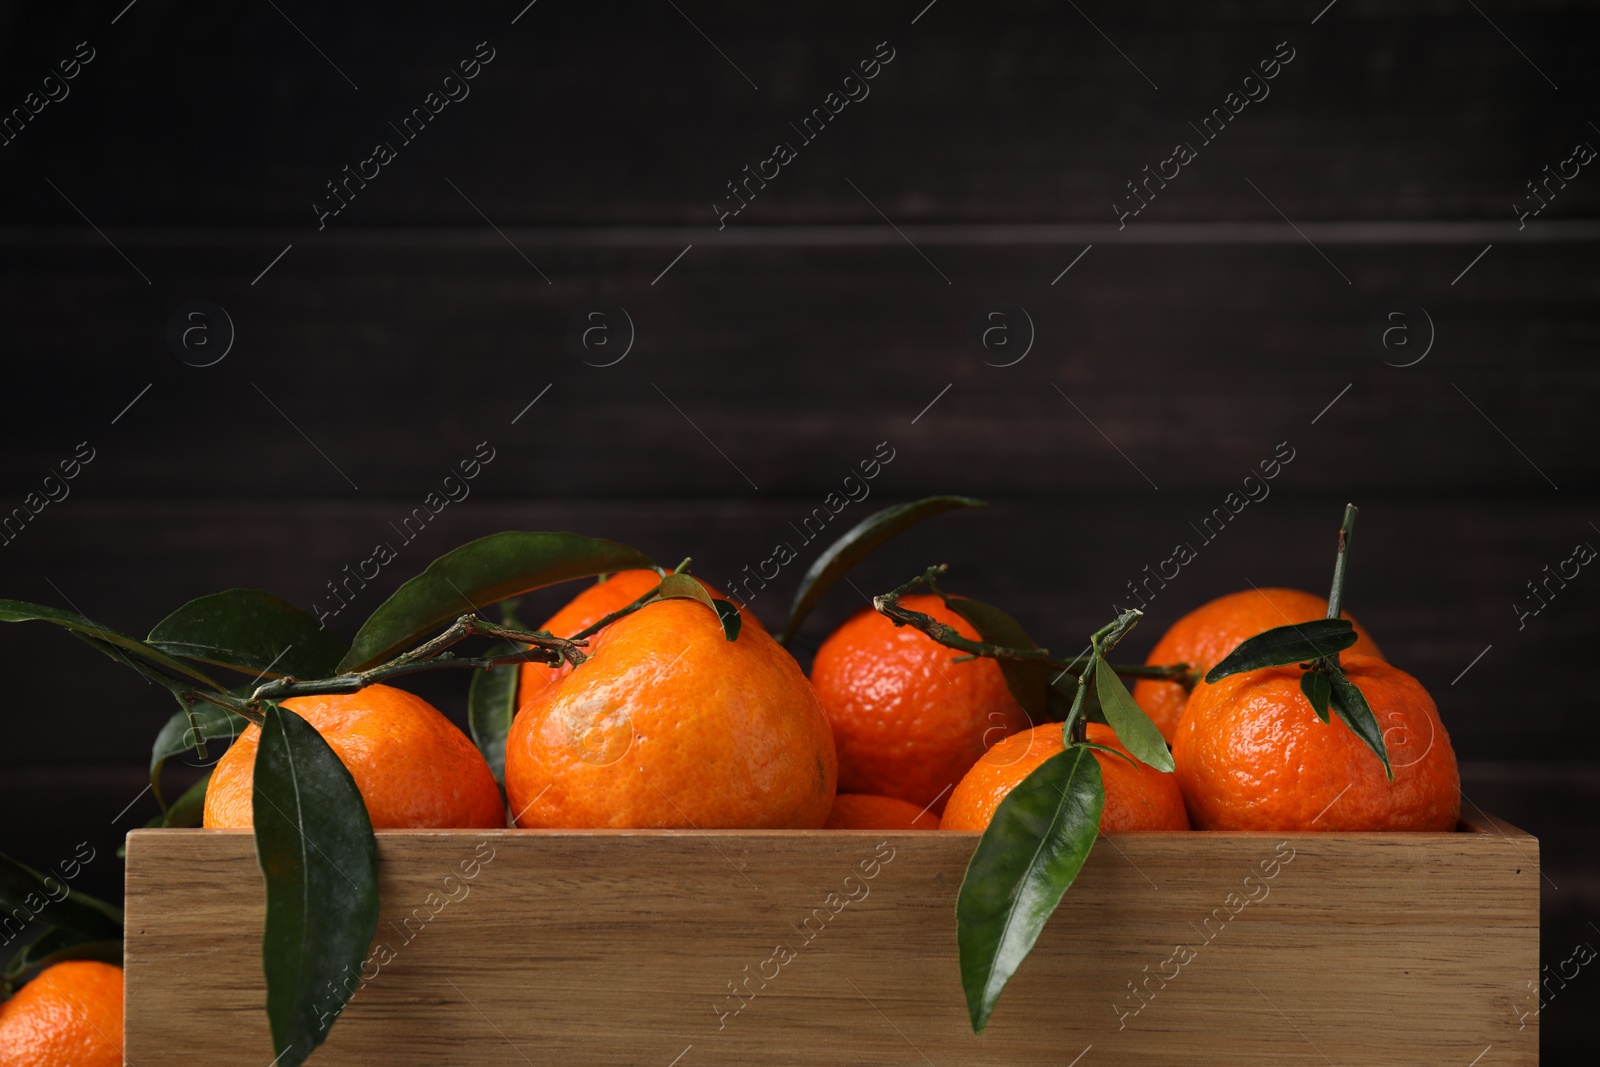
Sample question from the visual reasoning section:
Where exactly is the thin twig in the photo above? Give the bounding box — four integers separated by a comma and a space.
143, 613, 597, 728
247, 615, 588, 705
568, 584, 663, 642
1326, 503, 1358, 622
871, 569, 1193, 682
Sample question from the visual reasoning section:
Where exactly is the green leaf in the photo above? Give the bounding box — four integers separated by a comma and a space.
779, 495, 987, 645
496, 598, 527, 630
656, 573, 741, 641
0, 851, 124, 942
341, 531, 654, 671
1204, 619, 1360, 683
1092, 656, 1174, 772
3, 929, 122, 992
468, 640, 520, 785
5, 926, 91, 976
254, 703, 380, 1067
0, 598, 224, 691
956, 745, 1103, 1033
1300, 667, 1333, 723
942, 597, 1048, 723
467, 598, 532, 787
148, 589, 348, 681
1076, 739, 1139, 771
149, 703, 248, 810
160, 773, 212, 829
1326, 666, 1393, 781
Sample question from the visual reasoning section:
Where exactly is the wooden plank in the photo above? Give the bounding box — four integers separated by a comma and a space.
122, 824, 1538, 1065
0, 3, 1595, 224
3, 759, 1588, 921
0, 238, 1593, 497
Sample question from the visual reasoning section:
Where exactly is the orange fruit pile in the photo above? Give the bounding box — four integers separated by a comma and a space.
203, 683, 505, 830
921, 583, 1457, 838
10, 524, 1475, 1055
0, 961, 124, 1067
505, 597, 837, 829
184, 571, 1457, 843
809, 594, 1030, 813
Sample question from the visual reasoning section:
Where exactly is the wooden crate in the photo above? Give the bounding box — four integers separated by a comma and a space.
123, 816, 1539, 1066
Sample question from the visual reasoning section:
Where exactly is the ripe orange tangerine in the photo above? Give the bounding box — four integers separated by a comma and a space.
1172, 653, 1459, 831
809, 595, 1031, 813
516, 571, 761, 704
940, 723, 1189, 832
825, 793, 940, 830
505, 598, 836, 829
203, 683, 505, 829
0, 960, 124, 1067
517, 570, 665, 707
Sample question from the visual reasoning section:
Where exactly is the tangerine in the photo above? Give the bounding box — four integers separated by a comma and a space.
1172, 653, 1459, 831
809, 595, 1031, 813
0, 960, 124, 1067
1133, 587, 1382, 742
504, 597, 836, 829
825, 793, 940, 830
517, 570, 665, 707
940, 723, 1189, 832
203, 683, 505, 829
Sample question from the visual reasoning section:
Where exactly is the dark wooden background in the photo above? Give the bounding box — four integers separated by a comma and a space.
2, 0, 1595, 1059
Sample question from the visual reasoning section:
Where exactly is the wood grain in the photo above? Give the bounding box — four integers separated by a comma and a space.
1, 236, 1594, 498
124, 821, 1538, 1065
1, 2, 1595, 225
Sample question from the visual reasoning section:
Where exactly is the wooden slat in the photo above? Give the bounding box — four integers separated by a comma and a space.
123, 825, 1537, 1065
1, 760, 1584, 918
0, 238, 1593, 497
1, 3, 1595, 225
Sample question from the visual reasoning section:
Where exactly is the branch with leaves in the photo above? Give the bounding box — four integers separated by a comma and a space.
912, 502, 1393, 1034
243, 615, 585, 714
0, 531, 740, 1067
856, 558, 1192, 1032
947, 602, 1172, 1032
871, 564, 1197, 684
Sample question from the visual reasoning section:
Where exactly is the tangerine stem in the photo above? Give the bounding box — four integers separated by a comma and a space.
1090, 609, 1143, 659
874, 581, 1189, 681
566, 563, 714, 643
1061, 668, 1091, 746
245, 615, 586, 706
154, 613, 595, 729
189, 687, 265, 725
1316, 504, 1360, 678
239, 564, 718, 715
567, 584, 664, 642
1325, 504, 1359, 622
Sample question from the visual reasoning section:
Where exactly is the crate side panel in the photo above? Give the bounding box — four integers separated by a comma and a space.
123, 829, 1538, 1065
